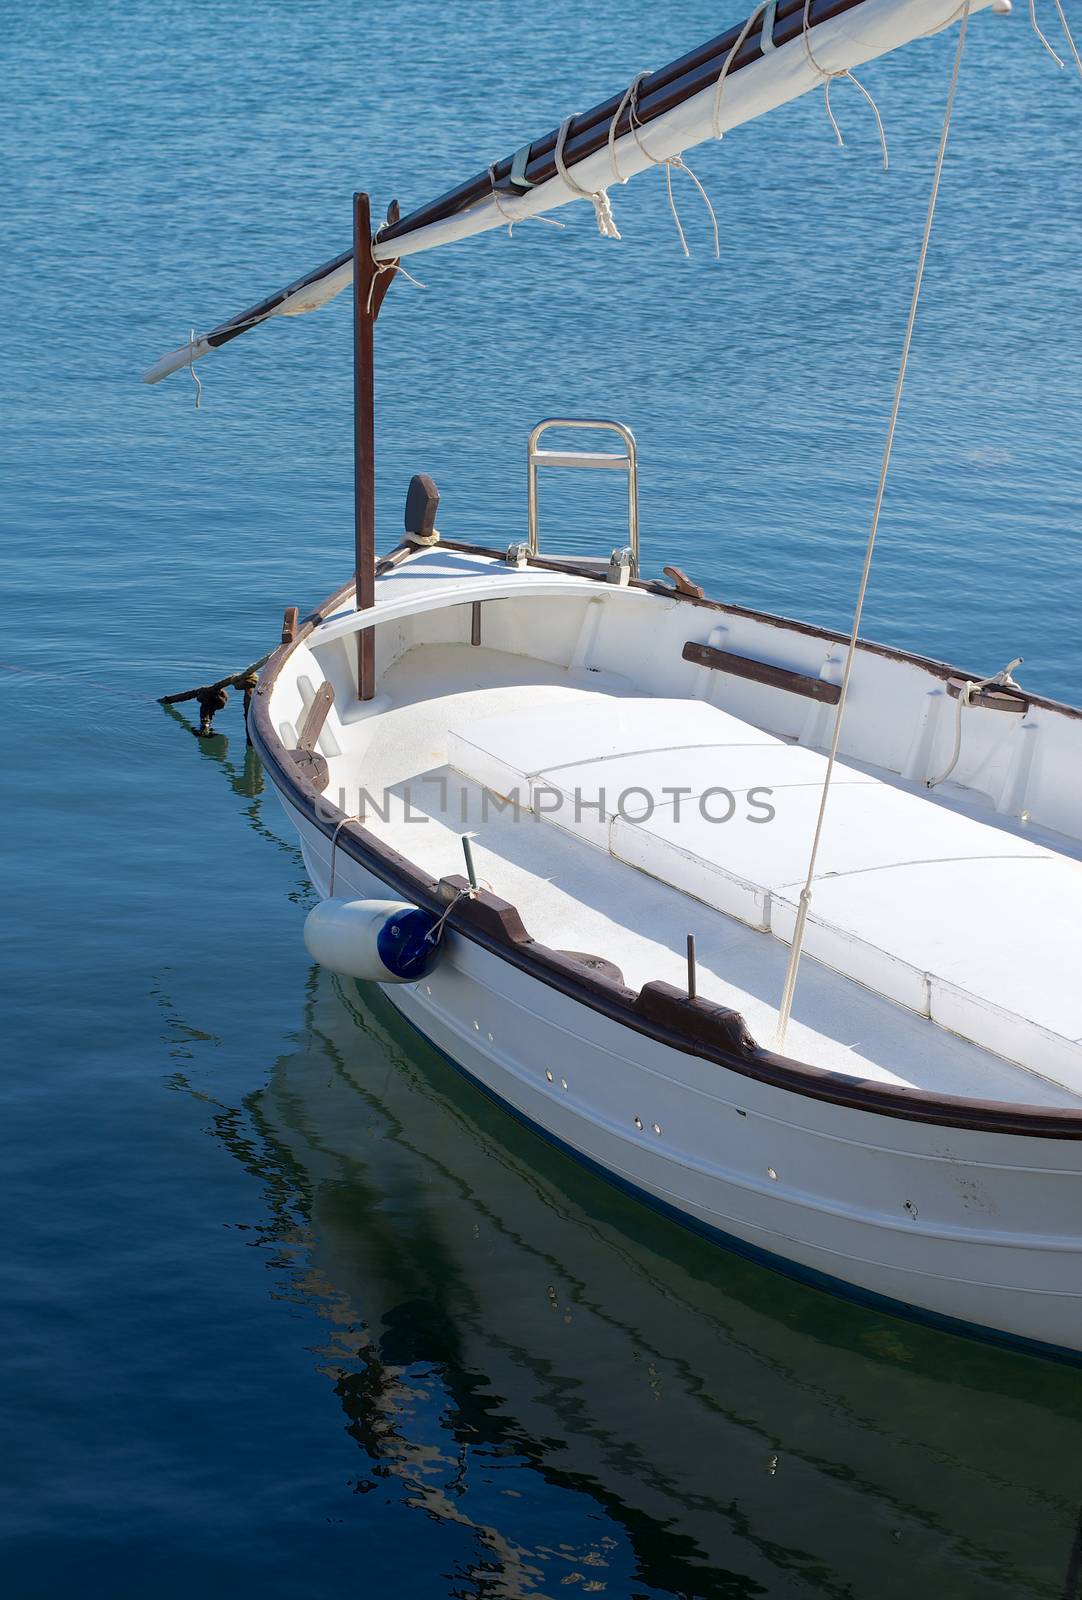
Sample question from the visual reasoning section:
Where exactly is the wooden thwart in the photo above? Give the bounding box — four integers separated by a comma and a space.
298, 682, 334, 751
682, 640, 842, 705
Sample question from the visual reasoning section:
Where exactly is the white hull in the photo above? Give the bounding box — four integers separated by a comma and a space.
250, 971, 1082, 1596
251, 547, 1082, 1360
284, 802, 1082, 1357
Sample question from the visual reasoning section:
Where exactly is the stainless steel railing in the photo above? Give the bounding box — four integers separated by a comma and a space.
527, 418, 639, 573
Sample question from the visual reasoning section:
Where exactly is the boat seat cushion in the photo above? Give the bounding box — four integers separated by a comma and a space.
447, 694, 1082, 1086
447, 695, 779, 812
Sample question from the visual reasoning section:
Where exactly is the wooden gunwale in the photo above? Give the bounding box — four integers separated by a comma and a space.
438, 538, 1076, 720
248, 564, 1082, 1139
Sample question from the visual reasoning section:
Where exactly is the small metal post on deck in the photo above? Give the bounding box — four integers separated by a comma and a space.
462, 835, 479, 891
353, 191, 377, 701
687, 934, 697, 1001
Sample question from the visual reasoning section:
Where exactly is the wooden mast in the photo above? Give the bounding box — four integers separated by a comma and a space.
352, 191, 396, 701
353, 192, 377, 700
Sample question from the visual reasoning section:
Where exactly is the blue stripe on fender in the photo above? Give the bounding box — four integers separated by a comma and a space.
375, 908, 443, 981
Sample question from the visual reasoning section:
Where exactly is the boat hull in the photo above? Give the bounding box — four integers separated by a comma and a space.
283, 795, 1082, 1360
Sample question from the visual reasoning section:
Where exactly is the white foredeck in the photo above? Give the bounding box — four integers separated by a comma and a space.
305, 642, 1082, 1109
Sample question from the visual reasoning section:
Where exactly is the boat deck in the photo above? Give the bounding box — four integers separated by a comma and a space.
312, 643, 1082, 1109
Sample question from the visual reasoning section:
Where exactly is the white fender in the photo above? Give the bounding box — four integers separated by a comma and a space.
303, 898, 443, 984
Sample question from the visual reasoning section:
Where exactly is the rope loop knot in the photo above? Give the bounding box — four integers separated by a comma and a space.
555, 114, 621, 238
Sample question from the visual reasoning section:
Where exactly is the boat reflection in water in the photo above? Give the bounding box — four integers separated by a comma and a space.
233, 969, 1080, 1598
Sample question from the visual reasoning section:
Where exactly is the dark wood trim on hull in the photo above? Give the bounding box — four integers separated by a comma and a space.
248, 569, 1082, 1140
437, 538, 1078, 722
682, 640, 842, 704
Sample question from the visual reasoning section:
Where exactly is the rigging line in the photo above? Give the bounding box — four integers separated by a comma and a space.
773, 0, 972, 1053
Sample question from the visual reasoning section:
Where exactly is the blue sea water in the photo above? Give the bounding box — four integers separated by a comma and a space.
2, 2, 1082, 1595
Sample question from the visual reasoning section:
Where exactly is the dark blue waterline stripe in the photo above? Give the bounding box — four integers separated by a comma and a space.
380, 991, 1082, 1371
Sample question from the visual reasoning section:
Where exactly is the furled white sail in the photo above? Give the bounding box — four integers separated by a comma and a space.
385, 0, 1001, 256
144, 0, 1007, 384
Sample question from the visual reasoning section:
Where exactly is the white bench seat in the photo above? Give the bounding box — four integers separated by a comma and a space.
447, 695, 1082, 1088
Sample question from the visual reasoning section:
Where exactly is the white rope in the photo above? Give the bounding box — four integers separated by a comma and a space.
328, 814, 363, 896
365, 255, 426, 316
608, 72, 651, 184
188, 329, 202, 409
554, 114, 621, 237
424, 884, 476, 945
711, 2, 770, 138
801, 0, 889, 168
926, 657, 1024, 789
625, 77, 720, 258
774, 1, 972, 1053
1030, 0, 1066, 65
928, 681, 974, 791
486, 165, 566, 235
1051, 0, 1082, 75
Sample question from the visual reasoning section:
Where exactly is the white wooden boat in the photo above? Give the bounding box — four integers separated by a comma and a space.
146, 0, 1082, 1358
247, 970, 1082, 1595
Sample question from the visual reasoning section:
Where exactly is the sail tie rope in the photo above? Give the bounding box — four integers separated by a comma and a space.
1030, 0, 1082, 74
486, 165, 566, 236
1052, 0, 1082, 74
1029, 0, 1064, 61
615, 72, 719, 258
607, 72, 651, 183
800, 0, 889, 168
711, 2, 771, 137
365, 253, 426, 316
709, 1, 887, 166
773, 0, 972, 1053
554, 115, 621, 238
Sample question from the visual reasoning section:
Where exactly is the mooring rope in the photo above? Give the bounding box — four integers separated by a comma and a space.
328, 814, 363, 897
424, 884, 477, 945
925, 656, 1023, 790
774, 1, 972, 1052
